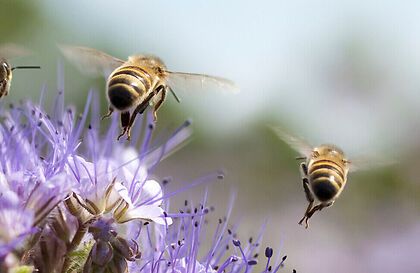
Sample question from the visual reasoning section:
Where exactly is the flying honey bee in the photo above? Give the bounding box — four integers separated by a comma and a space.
59, 45, 239, 140
270, 127, 392, 228
0, 44, 41, 98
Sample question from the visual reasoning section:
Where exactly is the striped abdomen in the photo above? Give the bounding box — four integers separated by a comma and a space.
107, 65, 153, 111
308, 160, 346, 202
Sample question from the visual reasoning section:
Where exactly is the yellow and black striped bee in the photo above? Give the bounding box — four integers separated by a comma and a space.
59, 45, 238, 140
0, 44, 41, 98
270, 127, 390, 228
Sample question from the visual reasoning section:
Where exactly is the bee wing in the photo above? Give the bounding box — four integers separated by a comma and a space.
165, 71, 240, 95
269, 126, 314, 157
58, 45, 124, 78
348, 156, 396, 173
0, 44, 31, 59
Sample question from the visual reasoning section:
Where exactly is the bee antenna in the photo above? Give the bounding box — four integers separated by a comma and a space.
167, 86, 181, 103
11, 66, 41, 71
295, 156, 307, 160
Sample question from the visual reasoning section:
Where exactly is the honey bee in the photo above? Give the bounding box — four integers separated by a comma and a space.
59, 45, 238, 140
0, 44, 41, 98
270, 127, 391, 228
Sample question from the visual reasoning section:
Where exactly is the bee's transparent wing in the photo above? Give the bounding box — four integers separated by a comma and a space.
58, 45, 124, 78
165, 71, 240, 95
0, 44, 31, 59
269, 126, 313, 157
348, 156, 397, 173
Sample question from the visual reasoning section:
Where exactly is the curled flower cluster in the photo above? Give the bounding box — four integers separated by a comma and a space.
0, 81, 292, 272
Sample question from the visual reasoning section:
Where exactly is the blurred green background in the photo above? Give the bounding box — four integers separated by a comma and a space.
2, 1, 420, 272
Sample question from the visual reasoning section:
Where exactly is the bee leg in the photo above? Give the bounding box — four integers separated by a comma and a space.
152, 87, 167, 121
300, 162, 308, 176
303, 201, 334, 228
117, 111, 130, 140
101, 107, 114, 120
301, 204, 322, 229
123, 92, 157, 140
298, 162, 315, 228
301, 178, 313, 203
299, 177, 315, 228
299, 204, 313, 228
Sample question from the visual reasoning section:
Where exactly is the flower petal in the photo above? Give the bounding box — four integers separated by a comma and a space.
137, 179, 163, 205
117, 147, 143, 176
116, 205, 171, 225
113, 182, 131, 205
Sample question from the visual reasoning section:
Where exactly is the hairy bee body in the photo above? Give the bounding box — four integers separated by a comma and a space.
294, 144, 350, 227
59, 45, 238, 140
107, 56, 165, 111
307, 146, 348, 202
270, 126, 392, 228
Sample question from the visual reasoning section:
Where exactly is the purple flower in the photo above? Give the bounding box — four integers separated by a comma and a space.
0, 206, 35, 259
0, 82, 190, 267
65, 154, 174, 225
0, 117, 72, 259
0, 69, 290, 272
128, 191, 289, 273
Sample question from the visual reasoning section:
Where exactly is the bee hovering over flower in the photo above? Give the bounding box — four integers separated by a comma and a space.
270, 126, 392, 229
0, 44, 41, 98
59, 45, 239, 140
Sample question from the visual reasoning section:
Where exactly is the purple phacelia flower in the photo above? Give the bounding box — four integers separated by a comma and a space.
0, 68, 291, 272
65, 153, 173, 225
0, 73, 191, 268
0, 206, 35, 259
128, 192, 289, 273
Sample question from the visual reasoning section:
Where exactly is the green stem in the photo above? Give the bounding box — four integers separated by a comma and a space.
61, 220, 88, 273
